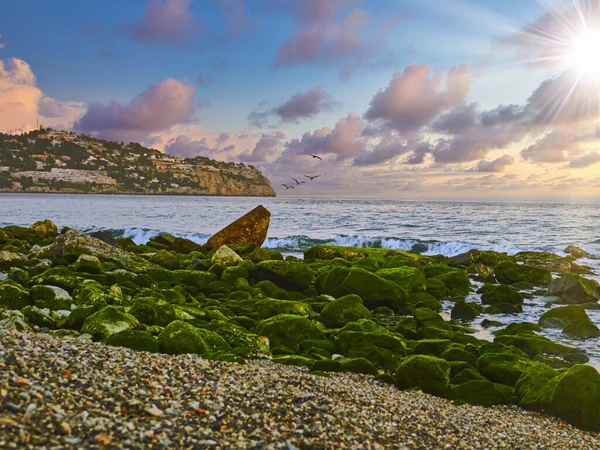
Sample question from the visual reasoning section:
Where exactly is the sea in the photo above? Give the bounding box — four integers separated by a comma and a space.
1, 193, 600, 366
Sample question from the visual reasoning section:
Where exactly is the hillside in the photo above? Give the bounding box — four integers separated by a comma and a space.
0, 129, 276, 196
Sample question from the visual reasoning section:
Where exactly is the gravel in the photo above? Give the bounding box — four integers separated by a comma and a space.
1, 330, 599, 449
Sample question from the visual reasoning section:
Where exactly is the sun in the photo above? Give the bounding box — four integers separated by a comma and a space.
567, 31, 600, 76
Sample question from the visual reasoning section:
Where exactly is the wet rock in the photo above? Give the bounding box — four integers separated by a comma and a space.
0, 281, 30, 309
376, 267, 426, 293
450, 380, 515, 407
479, 284, 523, 306
88, 231, 118, 247
150, 250, 180, 270
73, 254, 102, 274
31, 285, 73, 310
254, 260, 315, 291
547, 273, 600, 304
211, 245, 243, 267
29, 219, 58, 234
395, 355, 450, 396
255, 314, 325, 351
539, 305, 589, 328
494, 262, 552, 285
105, 330, 159, 353
206, 205, 271, 250
82, 306, 140, 341
320, 294, 371, 328
451, 299, 482, 321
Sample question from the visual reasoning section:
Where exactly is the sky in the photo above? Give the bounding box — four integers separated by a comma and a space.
1, 0, 600, 200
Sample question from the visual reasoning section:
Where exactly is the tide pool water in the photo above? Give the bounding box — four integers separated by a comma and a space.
1, 193, 600, 366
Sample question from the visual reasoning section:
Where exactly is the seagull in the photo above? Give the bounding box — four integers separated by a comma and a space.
304, 175, 321, 181
281, 184, 295, 190
292, 178, 306, 185
308, 153, 323, 160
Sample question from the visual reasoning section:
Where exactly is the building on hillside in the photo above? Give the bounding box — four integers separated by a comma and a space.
12, 168, 117, 185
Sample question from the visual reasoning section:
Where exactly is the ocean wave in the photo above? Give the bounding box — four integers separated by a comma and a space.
99, 228, 211, 246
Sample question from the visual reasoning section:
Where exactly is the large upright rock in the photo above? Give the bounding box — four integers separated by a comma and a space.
206, 205, 271, 249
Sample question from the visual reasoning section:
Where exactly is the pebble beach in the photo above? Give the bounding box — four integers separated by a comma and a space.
1, 330, 598, 449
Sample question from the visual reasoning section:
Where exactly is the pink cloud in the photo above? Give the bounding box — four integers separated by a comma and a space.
248, 85, 338, 127
520, 129, 575, 164
475, 154, 515, 172
239, 131, 285, 162
364, 63, 471, 136
123, 0, 205, 45
568, 152, 600, 169
73, 78, 196, 142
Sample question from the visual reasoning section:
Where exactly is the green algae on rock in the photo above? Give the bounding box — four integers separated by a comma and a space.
395, 355, 451, 396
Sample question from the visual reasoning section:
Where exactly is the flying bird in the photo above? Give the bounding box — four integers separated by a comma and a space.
292, 178, 306, 185
281, 184, 295, 190
304, 175, 321, 181
308, 154, 323, 160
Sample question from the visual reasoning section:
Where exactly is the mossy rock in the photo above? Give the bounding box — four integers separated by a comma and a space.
395, 355, 451, 396
105, 330, 159, 353
254, 260, 315, 291
311, 359, 344, 373
128, 297, 176, 327
249, 248, 283, 263
516, 363, 600, 431
150, 250, 180, 270
451, 367, 486, 385
208, 320, 270, 356
410, 292, 442, 311
484, 304, 522, 315
339, 357, 378, 375
494, 262, 552, 285
450, 380, 515, 406
73, 280, 109, 307
31, 285, 72, 310
21, 305, 56, 329
476, 350, 532, 386
272, 355, 314, 368
480, 284, 522, 306
539, 305, 589, 328
0, 310, 33, 331
352, 257, 380, 272
320, 294, 371, 328
172, 237, 201, 255
413, 308, 451, 331
562, 318, 600, 339
0, 282, 30, 309
82, 306, 140, 341
451, 300, 482, 321
73, 254, 102, 274
305, 245, 418, 262
211, 245, 243, 267
425, 278, 448, 300
440, 347, 478, 366
7, 267, 29, 286
376, 267, 426, 293
335, 330, 406, 371
547, 272, 600, 304
30, 266, 80, 292
254, 314, 325, 350
157, 320, 210, 355
413, 339, 452, 356
431, 270, 470, 296
61, 304, 99, 330
494, 322, 541, 337
494, 334, 586, 360
221, 266, 249, 285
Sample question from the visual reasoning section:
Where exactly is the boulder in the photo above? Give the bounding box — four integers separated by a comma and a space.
336, 330, 406, 371
211, 245, 243, 267
21, 305, 56, 329
320, 294, 371, 328
208, 320, 270, 356
339, 357, 379, 376
562, 318, 600, 339
564, 245, 592, 259
128, 297, 176, 327
82, 306, 140, 341
450, 380, 515, 407
395, 355, 451, 396
206, 205, 271, 250
38, 229, 159, 273
334, 268, 407, 312
410, 292, 442, 310
539, 305, 589, 328
425, 278, 448, 299
105, 330, 159, 353
0, 310, 33, 331
88, 231, 118, 247
413, 308, 451, 330
375, 267, 426, 293
413, 339, 452, 356
254, 314, 325, 350
150, 250, 180, 270
73, 254, 103, 274
516, 363, 600, 431
547, 273, 600, 304
480, 284, 522, 306
254, 260, 315, 291
451, 300, 482, 321
494, 262, 552, 285
157, 320, 210, 355
476, 349, 533, 386
29, 219, 58, 234
0, 282, 30, 309
31, 285, 72, 310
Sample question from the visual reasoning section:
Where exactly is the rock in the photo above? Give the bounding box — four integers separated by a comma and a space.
425, 278, 448, 299
150, 233, 178, 247
150, 250, 180, 270
480, 284, 523, 306
254, 260, 315, 291
395, 355, 451, 396
29, 219, 58, 234
39, 229, 159, 273
82, 306, 140, 341
128, 297, 176, 327
73, 254, 103, 274
564, 245, 592, 259
156, 321, 209, 355
562, 318, 600, 339
30, 266, 80, 292
206, 205, 271, 250
431, 270, 470, 296
0, 251, 24, 271
172, 237, 200, 254
495, 334, 586, 360
339, 357, 379, 375
73, 280, 109, 307
450, 380, 515, 406
476, 349, 533, 386
21, 305, 56, 329
413, 308, 452, 330
375, 267, 426, 293
494, 322, 541, 336
0, 282, 30, 309
31, 285, 73, 310
413, 339, 452, 356
88, 231, 118, 247
336, 330, 406, 371
320, 294, 371, 328
271, 355, 315, 368
539, 305, 589, 328
516, 363, 600, 431
104, 330, 159, 353
208, 320, 270, 356
211, 245, 243, 267
440, 347, 478, 366
254, 314, 325, 351
514, 251, 575, 274
547, 273, 600, 304
494, 262, 552, 285
410, 292, 442, 310
451, 299, 482, 320
0, 310, 33, 331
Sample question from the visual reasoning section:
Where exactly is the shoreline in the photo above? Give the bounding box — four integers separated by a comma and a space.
0, 190, 276, 198
1, 330, 598, 449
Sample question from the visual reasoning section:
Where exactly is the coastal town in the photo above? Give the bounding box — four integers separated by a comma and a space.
0, 128, 275, 196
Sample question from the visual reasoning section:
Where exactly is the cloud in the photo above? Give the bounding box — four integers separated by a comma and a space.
164, 135, 215, 158
568, 151, 600, 169
248, 85, 338, 127
123, 0, 205, 46
239, 131, 285, 162
520, 129, 577, 164
73, 78, 196, 142
430, 102, 478, 134
475, 154, 515, 172
278, 112, 366, 163
364, 63, 471, 136
353, 134, 415, 166
271, 0, 406, 78
0, 57, 85, 133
